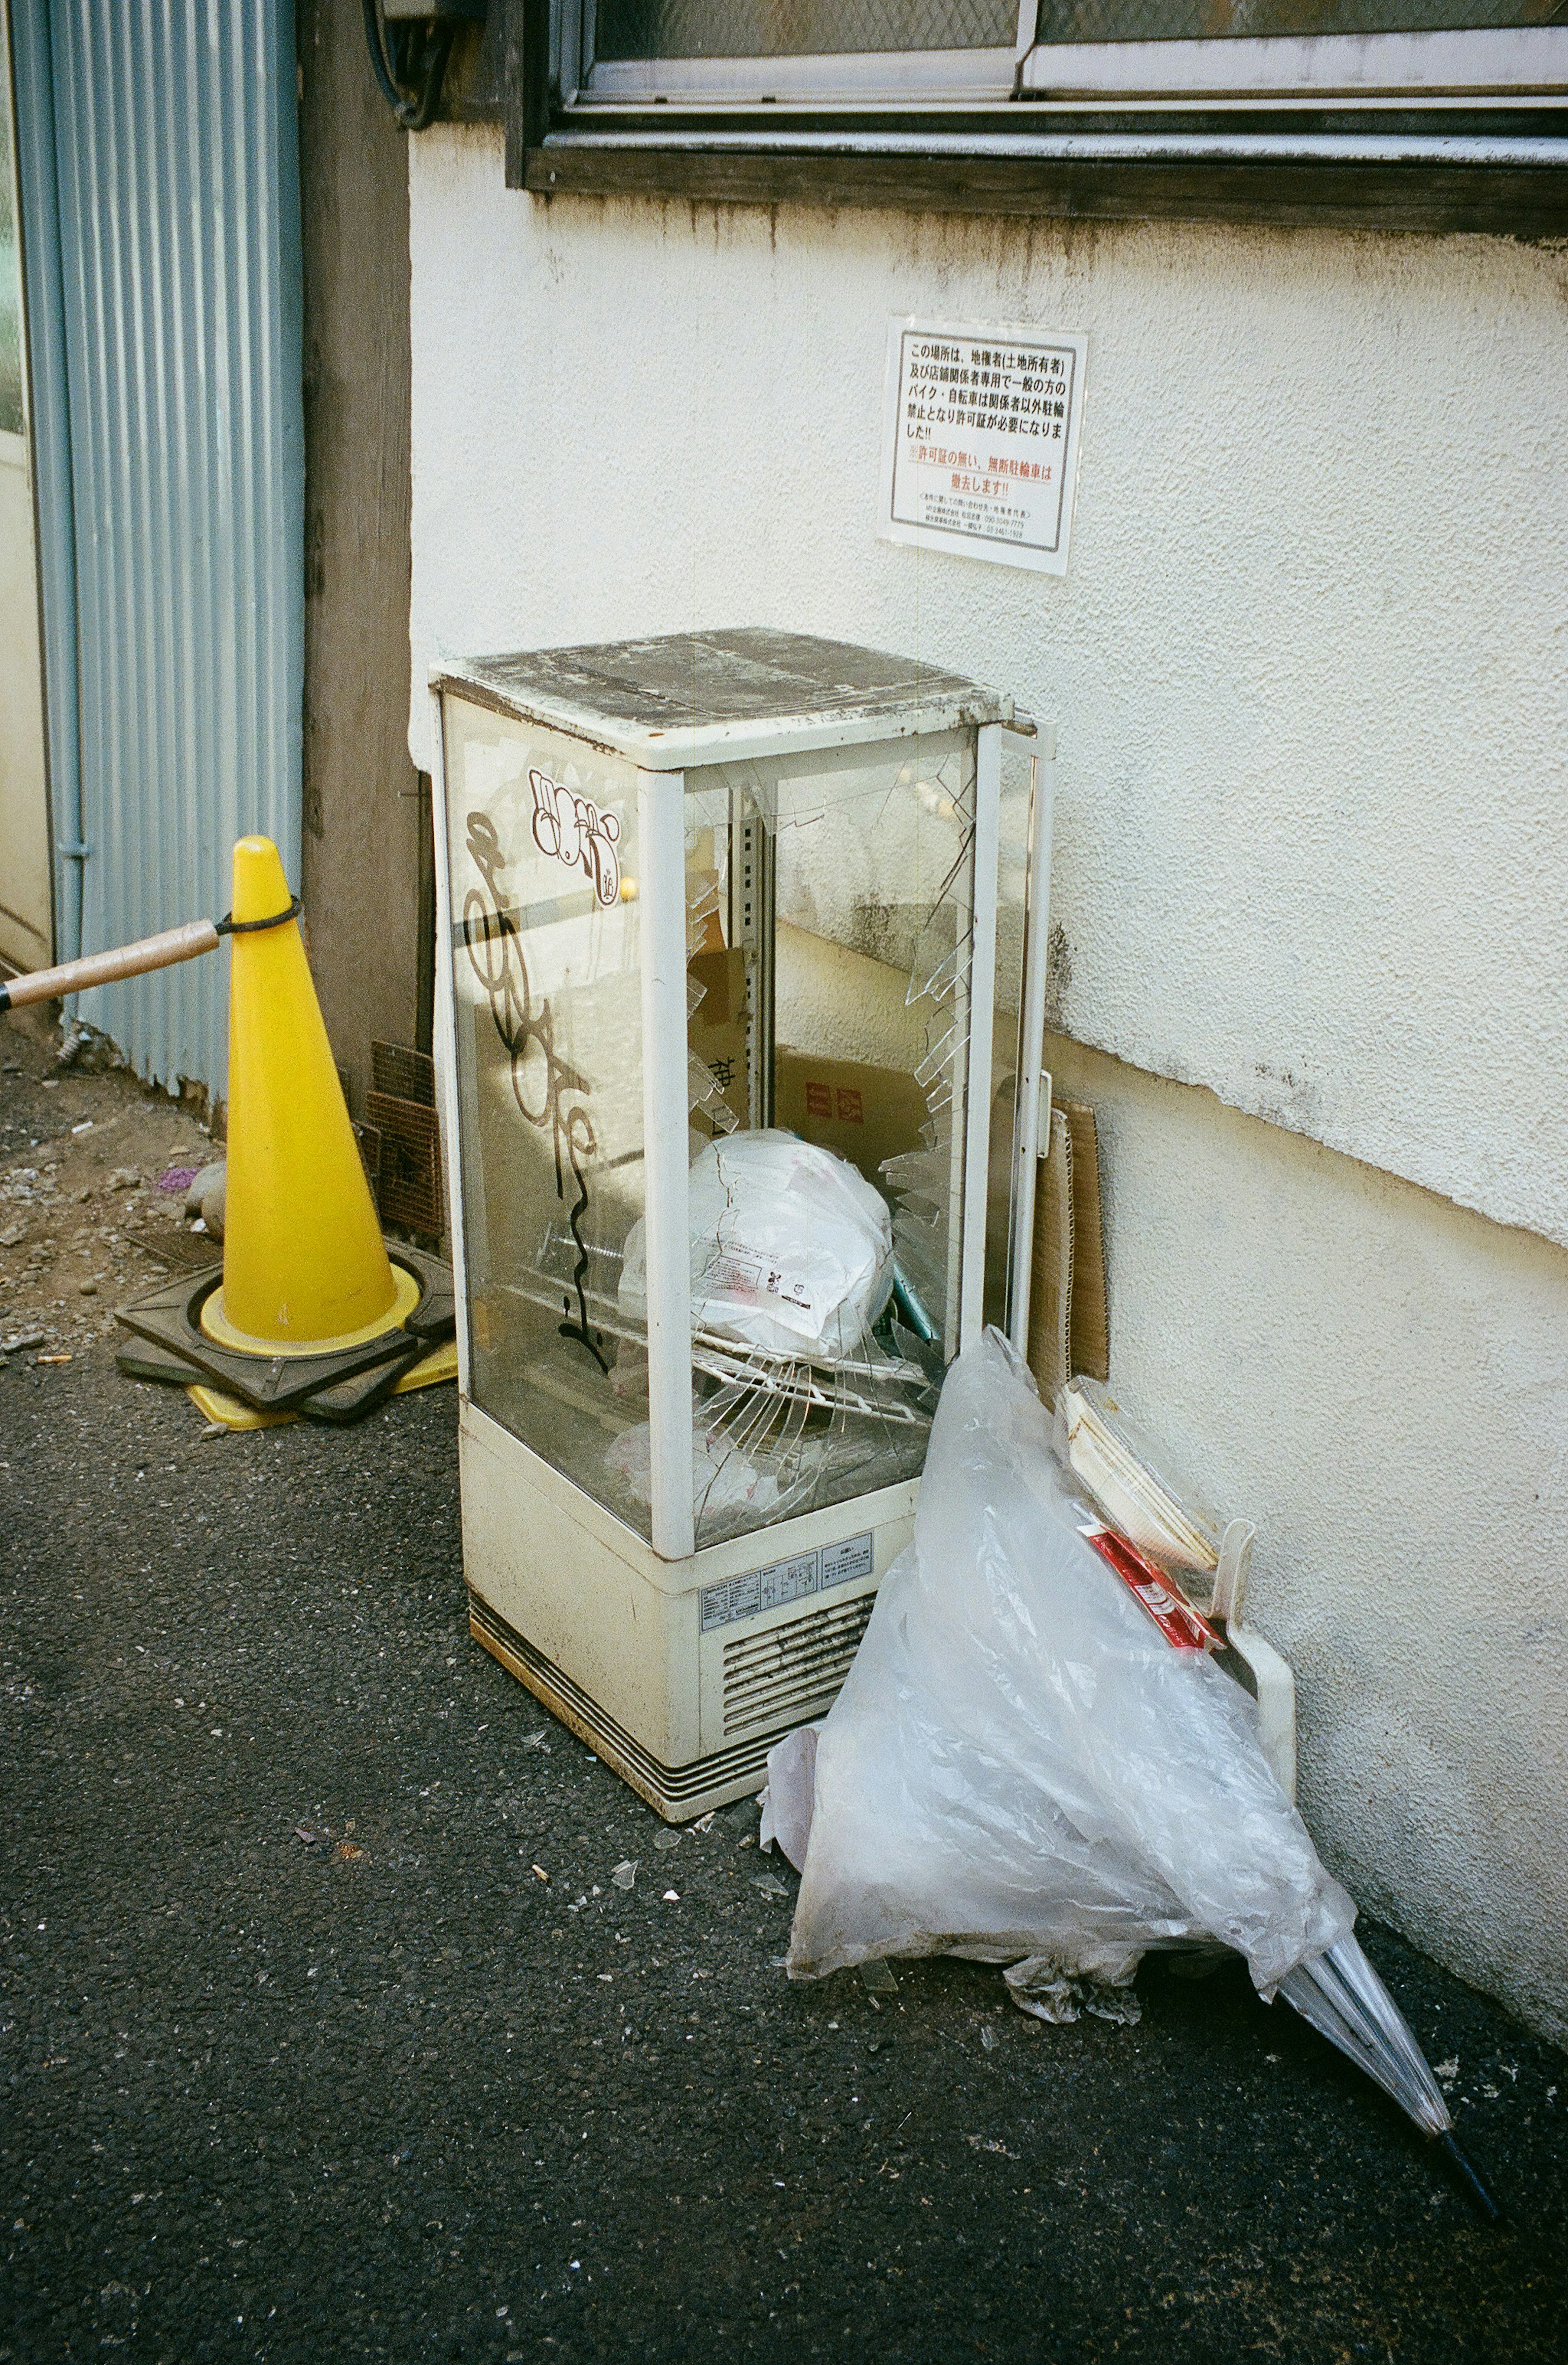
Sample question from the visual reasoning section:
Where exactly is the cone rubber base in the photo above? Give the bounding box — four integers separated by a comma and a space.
200, 1261, 421, 1358
185, 1338, 459, 1432
116, 1245, 454, 1418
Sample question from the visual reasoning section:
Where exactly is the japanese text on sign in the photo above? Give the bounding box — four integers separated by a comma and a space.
880, 319, 1087, 577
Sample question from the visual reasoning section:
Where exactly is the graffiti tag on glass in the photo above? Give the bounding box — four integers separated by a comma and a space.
462, 808, 608, 1372
529, 768, 621, 907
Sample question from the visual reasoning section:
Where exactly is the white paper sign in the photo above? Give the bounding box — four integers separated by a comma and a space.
880, 317, 1087, 577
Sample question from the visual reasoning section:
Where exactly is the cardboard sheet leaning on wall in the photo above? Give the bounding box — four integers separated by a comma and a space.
1027, 1096, 1108, 1403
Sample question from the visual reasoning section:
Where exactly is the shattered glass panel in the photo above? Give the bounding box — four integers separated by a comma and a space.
448, 692, 996, 1561
606, 732, 980, 1553
985, 733, 1035, 1331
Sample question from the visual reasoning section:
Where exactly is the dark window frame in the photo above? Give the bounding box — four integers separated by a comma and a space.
494, 0, 1568, 232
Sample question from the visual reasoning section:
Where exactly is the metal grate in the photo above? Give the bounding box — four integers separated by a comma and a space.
366, 1092, 441, 1237
367, 1041, 441, 1236
370, 1041, 437, 1109
127, 1223, 222, 1274
722, 1592, 874, 1738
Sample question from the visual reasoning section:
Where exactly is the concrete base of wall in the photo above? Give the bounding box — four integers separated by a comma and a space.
1045, 1029, 1568, 2047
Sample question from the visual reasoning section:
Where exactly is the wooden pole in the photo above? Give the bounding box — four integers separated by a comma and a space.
0, 920, 221, 1013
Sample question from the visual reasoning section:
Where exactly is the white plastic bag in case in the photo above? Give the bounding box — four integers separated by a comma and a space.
785, 1328, 1354, 1998
605, 1419, 781, 1521
620, 1129, 895, 1363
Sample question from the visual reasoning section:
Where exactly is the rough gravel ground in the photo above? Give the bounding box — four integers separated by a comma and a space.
2, 1032, 1566, 2363
0, 1014, 215, 1365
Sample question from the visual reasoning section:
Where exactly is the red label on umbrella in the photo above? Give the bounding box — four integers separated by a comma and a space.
1080, 1523, 1220, 1652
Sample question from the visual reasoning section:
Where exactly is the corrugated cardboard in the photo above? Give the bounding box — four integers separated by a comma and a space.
689, 946, 749, 1134
773, 1048, 929, 1188
1063, 1099, 1109, 1384
1025, 1096, 1109, 1403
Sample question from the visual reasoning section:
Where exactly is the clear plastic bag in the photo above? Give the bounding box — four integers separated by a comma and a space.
604, 1419, 781, 1522
784, 1327, 1354, 1999
619, 1129, 895, 1363
772, 1329, 1487, 2191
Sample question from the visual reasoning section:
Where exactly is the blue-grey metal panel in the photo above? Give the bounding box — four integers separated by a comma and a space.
7, 0, 74, 968
12, 0, 302, 1096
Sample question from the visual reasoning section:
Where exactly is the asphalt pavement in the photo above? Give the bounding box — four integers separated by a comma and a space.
2, 1048, 1566, 2362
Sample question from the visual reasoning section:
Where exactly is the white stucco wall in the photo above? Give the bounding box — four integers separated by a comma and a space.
1046, 1031, 1568, 2049
407, 128, 1568, 2038
408, 131, 1568, 1250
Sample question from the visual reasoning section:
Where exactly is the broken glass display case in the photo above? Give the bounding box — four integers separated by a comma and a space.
433, 629, 1038, 1818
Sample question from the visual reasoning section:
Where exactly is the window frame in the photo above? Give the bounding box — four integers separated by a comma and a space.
559, 5, 1033, 108
508, 0, 1568, 232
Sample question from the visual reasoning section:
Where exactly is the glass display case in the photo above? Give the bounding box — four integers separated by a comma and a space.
434, 629, 1043, 1817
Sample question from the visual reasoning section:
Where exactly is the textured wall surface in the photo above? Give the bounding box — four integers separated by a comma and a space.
408, 132, 1567, 1246
296, 0, 423, 1107
1044, 1030, 1568, 2051
406, 129, 1568, 2034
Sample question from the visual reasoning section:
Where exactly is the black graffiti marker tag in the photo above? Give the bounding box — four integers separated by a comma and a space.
463, 808, 609, 1372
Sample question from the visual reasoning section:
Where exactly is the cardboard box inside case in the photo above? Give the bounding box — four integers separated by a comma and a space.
774, 1049, 929, 1189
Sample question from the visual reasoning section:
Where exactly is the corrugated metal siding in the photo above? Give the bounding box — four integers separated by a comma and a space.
18, 0, 302, 1096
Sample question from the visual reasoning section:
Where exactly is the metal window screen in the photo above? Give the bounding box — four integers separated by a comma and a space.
1028, 1, 1561, 38
594, 3, 1020, 59
370, 1041, 437, 1111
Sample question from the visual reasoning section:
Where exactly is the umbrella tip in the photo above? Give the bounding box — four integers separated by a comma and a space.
1437, 2130, 1501, 2222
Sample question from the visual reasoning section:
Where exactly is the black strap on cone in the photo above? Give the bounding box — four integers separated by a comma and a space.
214, 897, 302, 937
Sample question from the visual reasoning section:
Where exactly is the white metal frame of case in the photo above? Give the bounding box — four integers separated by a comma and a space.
428, 637, 1034, 1819
637, 765, 697, 1560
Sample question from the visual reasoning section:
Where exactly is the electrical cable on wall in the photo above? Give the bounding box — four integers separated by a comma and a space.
361, 0, 482, 131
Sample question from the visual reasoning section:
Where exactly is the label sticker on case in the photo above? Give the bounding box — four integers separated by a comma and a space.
702, 1531, 874, 1632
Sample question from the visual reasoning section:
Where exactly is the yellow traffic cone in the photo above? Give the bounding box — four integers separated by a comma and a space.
115, 834, 456, 1422
199, 836, 419, 1354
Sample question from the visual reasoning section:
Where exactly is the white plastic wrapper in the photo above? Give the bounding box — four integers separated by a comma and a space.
782, 1328, 1354, 2001
605, 1420, 781, 1521
620, 1129, 895, 1363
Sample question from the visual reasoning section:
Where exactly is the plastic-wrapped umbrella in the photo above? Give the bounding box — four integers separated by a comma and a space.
1281, 1934, 1497, 2212
1051, 1375, 1499, 2212
771, 1329, 1499, 2216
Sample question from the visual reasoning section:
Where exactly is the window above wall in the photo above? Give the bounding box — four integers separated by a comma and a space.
504, 0, 1568, 230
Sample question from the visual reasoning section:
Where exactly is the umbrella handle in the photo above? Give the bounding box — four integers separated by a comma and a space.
1212, 1519, 1298, 1803
0, 920, 221, 1013
1438, 2131, 1501, 2221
